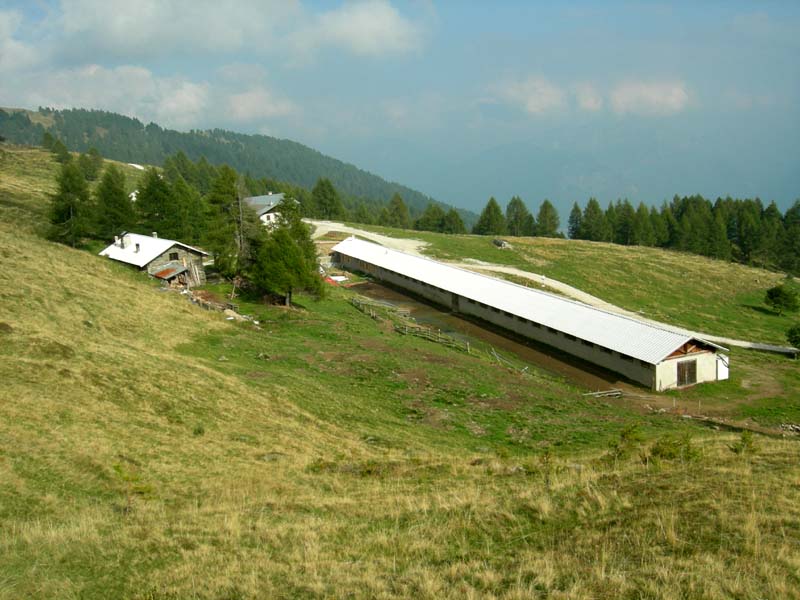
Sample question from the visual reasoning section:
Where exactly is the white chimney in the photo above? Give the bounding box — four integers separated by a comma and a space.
152, 232, 158, 238
135, 243, 140, 253
114, 235, 121, 247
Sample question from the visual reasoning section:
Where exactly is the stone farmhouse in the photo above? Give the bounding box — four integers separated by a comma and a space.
99, 232, 207, 287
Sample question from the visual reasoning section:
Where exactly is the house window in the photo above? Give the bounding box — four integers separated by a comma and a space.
169, 252, 179, 261
677, 360, 697, 386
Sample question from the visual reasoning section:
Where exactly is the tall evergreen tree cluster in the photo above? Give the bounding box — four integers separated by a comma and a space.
49, 150, 324, 303
567, 194, 800, 272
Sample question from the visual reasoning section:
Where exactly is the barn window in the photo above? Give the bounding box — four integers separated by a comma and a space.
677, 360, 697, 386
531, 322, 541, 328
600, 347, 612, 354
169, 252, 179, 261
581, 340, 594, 347
619, 353, 633, 362
564, 333, 577, 341
547, 327, 558, 334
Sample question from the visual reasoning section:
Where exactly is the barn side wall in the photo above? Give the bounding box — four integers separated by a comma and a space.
337, 254, 659, 388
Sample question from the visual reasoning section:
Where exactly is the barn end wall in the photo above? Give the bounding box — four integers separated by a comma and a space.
337, 254, 658, 388
655, 352, 718, 391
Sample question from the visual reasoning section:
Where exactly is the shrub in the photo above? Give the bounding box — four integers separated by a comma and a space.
765, 285, 799, 315
787, 324, 800, 349
649, 433, 700, 463
730, 430, 759, 455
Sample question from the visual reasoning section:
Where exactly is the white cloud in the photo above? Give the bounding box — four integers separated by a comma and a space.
0, 10, 40, 73
290, 0, 423, 59
610, 81, 690, 115
228, 87, 296, 122
496, 77, 566, 115
18, 64, 209, 129
57, 0, 300, 60
573, 83, 603, 111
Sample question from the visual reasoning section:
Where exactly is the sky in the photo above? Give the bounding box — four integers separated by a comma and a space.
1, 0, 799, 215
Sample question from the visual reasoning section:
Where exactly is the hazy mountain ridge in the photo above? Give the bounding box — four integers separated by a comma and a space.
0, 107, 476, 224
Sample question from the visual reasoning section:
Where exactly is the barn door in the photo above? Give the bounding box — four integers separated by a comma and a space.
677, 360, 697, 387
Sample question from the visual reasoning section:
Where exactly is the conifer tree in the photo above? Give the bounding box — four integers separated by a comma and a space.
442, 208, 466, 234
472, 197, 506, 235
580, 198, 608, 241
505, 196, 531, 236
414, 203, 446, 232
49, 161, 92, 246
568, 202, 582, 239
311, 178, 346, 220
95, 164, 134, 239
536, 199, 560, 237
385, 194, 411, 229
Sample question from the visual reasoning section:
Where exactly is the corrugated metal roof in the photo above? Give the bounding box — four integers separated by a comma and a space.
153, 261, 188, 280
332, 237, 713, 365
99, 233, 207, 268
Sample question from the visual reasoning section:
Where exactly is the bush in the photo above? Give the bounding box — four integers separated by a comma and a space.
730, 430, 759, 455
765, 285, 799, 315
787, 324, 800, 349
649, 433, 700, 463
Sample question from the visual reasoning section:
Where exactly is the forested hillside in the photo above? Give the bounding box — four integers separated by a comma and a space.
0, 107, 475, 224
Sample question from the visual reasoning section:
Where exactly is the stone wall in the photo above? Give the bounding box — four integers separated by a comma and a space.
145, 245, 206, 286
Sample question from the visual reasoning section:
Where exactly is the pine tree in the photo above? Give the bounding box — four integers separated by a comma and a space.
614, 199, 636, 245
442, 208, 466, 234
136, 168, 174, 236
311, 178, 346, 220
505, 196, 531, 236
535, 199, 560, 237
95, 164, 134, 239
414, 203, 446, 232
631, 202, 655, 246
49, 161, 92, 246
386, 194, 411, 229
709, 210, 732, 260
580, 198, 608, 241
568, 202, 582, 239
472, 197, 506, 235
204, 166, 240, 277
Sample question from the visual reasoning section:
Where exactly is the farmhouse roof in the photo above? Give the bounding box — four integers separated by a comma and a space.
244, 193, 286, 218
332, 237, 726, 365
99, 232, 207, 269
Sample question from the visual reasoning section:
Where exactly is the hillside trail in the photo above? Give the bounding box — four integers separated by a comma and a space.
308, 220, 797, 354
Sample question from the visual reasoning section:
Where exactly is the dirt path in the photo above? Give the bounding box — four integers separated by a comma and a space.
308, 220, 798, 355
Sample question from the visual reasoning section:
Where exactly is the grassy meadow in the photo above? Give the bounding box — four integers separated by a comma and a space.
1, 145, 799, 599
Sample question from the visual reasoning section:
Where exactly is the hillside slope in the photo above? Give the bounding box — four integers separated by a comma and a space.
0, 107, 476, 223
1, 145, 799, 599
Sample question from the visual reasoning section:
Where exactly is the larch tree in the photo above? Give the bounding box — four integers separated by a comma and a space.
49, 161, 92, 247
311, 178, 346, 220
535, 199, 560, 237
442, 208, 466, 234
568, 202, 583, 239
472, 197, 506, 235
385, 194, 411, 229
505, 196, 531, 236
95, 163, 134, 239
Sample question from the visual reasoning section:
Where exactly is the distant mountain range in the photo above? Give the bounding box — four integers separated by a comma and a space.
0, 107, 476, 225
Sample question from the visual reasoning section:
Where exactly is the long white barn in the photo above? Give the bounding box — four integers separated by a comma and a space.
331, 237, 729, 391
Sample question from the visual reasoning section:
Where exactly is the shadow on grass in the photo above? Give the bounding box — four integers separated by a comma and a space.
742, 304, 779, 317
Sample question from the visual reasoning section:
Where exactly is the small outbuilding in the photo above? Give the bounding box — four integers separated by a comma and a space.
331, 237, 730, 391
99, 232, 207, 287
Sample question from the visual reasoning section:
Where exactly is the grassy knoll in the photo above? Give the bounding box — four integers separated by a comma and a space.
353, 224, 796, 345
1, 145, 799, 599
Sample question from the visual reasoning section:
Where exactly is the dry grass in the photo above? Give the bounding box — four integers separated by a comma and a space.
1, 145, 799, 599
